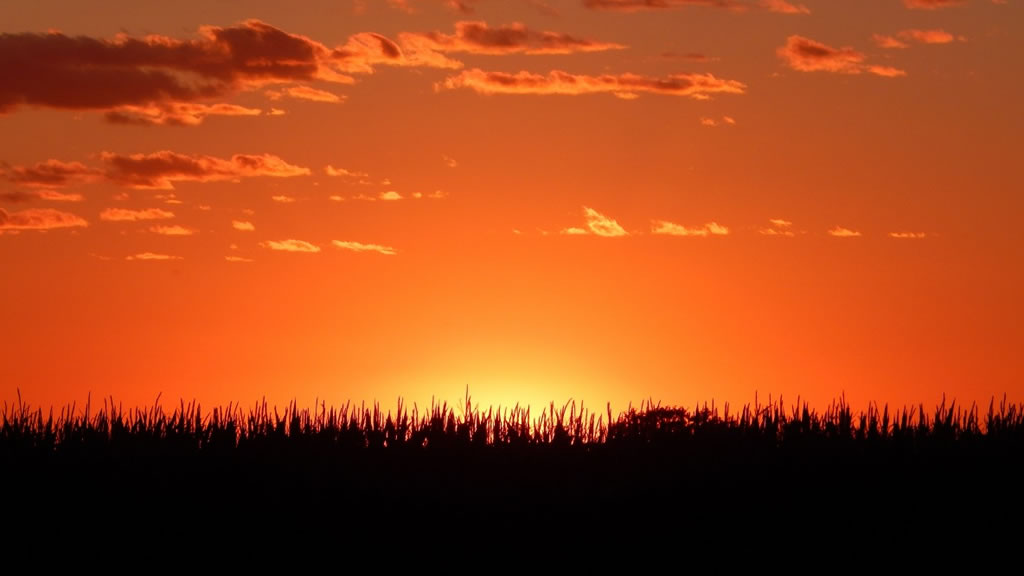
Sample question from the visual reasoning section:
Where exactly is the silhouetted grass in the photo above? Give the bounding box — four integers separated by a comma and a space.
3, 391, 1022, 542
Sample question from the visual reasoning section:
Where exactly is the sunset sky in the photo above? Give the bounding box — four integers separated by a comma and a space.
2, 0, 1021, 414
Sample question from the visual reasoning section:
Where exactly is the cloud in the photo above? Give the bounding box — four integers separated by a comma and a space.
583, 0, 809, 13
3, 160, 100, 188
828, 226, 861, 238
777, 35, 906, 77
0, 207, 88, 230
271, 195, 297, 203
333, 32, 463, 71
652, 220, 729, 236
324, 165, 370, 178
380, 191, 403, 201
37, 191, 85, 202
100, 208, 175, 221
583, 0, 742, 11
332, 240, 398, 255
1, 190, 84, 202
443, 155, 458, 168
759, 0, 810, 13
101, 151, 310, 190
578, 206, 629, 237
760, 218, 795, 237
150, 224, 195, 236
388, 0, 480, 14
126, 252, 182, 261
903, 0, 965, 9
105, 103, 262, 126
441, 69, 746, 100
232, 220, 255, 231
399, 20, 625, 56
265, 85, 345, 103
561, 226, 589, 235
0, 20, 355, 122
889, 231, 927, 239
260, 239, 321, 252
225, 255, 255, 262
875, 29, 961, 48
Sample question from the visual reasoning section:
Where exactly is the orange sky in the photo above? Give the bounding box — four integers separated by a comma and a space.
2, 0, 1021, 414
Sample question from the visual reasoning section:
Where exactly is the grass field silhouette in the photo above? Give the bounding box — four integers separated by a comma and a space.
4, 391, 1023, 543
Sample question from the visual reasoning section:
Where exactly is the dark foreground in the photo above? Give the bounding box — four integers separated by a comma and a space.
4, 396, 1023, 549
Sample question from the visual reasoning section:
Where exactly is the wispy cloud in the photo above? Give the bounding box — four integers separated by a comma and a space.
828, 226, 862, 238
232, 220, 255, 231
652, 220, 729, 236
442, 69, 746, 100
759, 0, 810, 14
105, 103, 262, 126
260, 239, 321, 252
265, 85, 345, 103
443, 155, 458, 168
567, 206, 629, 237
102, 151, 310, 190
332, 240, 398, 255
225, 255, 255, 262
271, 195, 297, 203
903, 0, 965, 9
380, 191, 403, 201
126, 252, 182, 261
760, 218, 796, 237
777, 35, 906, 78
150, 224, 196, 236
99, 208, 174, 222
873, 29, 962, 49
583, 0, 809, 13
0, 207, 88, 230
399, 20, 625, 56
2, 160, 100, 188
324, 166, 370, 179
889, 231, 927, 239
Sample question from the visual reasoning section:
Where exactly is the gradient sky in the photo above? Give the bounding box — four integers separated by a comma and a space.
2, 0, 1021, 413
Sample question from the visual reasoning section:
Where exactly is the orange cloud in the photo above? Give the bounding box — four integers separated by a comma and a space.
332, 240, 398, 255
126, 252, 182, 261
3, 160, 100, 188
778, 36, 906, 78
583, 0, 808, 12
325, 166, 370, 179
101, 151, 310, 190
399, 21, 625, 56
265, 85, 345, 103
232, 220, 255, 231
903, 0, 965, 9
150, 225, 196, 236
225, 255, 255, 262
105, 103, 262, 126
583, 0, 742, 11
828, 226, 862, 238
889, 231, 927, 239
0, 207, 88, 230
759, 0, 810, 14
260, 239, 321, 252
875, 29, 960, 48
760, 218, 796, 236
583, 206, 628, 237
380, 191, 403, 201
37, 191, 85, 202
99, 208, 175, 222
0, 21, 353, 121
271, 195, 297, 203
442, 69, 746, 100
652, 220, 729, 236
